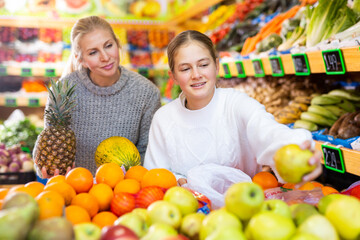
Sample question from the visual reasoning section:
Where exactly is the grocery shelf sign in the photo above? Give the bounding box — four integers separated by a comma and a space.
21, 68, 32, 77
28, 98, 40, 107
269, 56, 284, 77
235, 61, 246, 78
45, 68, 56, 77
5, 97, 17, 107
322, 49, 345, 75
252, 59, 265, 77
0, 66, 7, 76
222, 63, 232, 78
321, 144, 345, 173
292, 53, 310, 76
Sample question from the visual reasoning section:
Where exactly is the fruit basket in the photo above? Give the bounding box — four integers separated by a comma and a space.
0, 171, 36, 184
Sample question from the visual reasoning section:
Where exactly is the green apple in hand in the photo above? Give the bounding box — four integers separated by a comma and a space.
164, 186, 199, 216
297, 214, 339, 240
199, 208, 242, 240
141, 222, 178, 240
225, 182, 264, 220
290, 203, 318, 227
148, 200, 182, 229
290, 232, 321, 240
325, 195, 360, 240
317, 194, 343, 215
245, 211, 296, 240
180, 212, 205, 240
74, 222, 101, 240
274, 144, 315, 183
114, 212, 148, 237
260, 199, 292, 218
206, 226, 246, 240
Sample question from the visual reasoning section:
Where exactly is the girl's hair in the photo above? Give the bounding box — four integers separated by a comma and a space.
62, 16, 119, 77
167, 30, 217, 72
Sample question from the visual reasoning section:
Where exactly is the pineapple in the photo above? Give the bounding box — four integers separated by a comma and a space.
33, 78, 76, 177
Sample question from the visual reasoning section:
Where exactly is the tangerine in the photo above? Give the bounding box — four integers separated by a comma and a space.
140, 168, 177, 189
24, 181, 45, 198
281, 183, 295, 190
95, 163, 124, 189
88, 183, 114, 212
299, 182, 320, 191
44, 181, 76, 205
36, 192, 64, 220
0, 188, 9, 200
35, 190, 65, 207
65, 167, 94, 194
125, 165, 148, 182
71, 193, 99, 218
322, 186, 339, 196
65, 205, 91, 225
114, 179, 141, 195
0, 199, 3, 209
47, 175, 66, 185
252, 171, 278, 190
92, 211, 118, 229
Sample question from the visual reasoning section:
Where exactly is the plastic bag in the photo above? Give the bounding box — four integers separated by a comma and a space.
182, 163, 252, 209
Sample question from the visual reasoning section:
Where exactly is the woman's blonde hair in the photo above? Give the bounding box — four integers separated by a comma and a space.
62, 16, 120, 77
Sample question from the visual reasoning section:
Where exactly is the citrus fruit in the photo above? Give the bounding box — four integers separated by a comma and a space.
44, 181, 76, 205
65, 167, 94, 193
35, 190, 65, 207
114, 179, 141, 194
24, 181, 45, 198
71, 193, 99, 218
89, 183, 114, 211
322, 186, 339, 196
47, 175, 66, 185
65, 205, 91, 225
140, 168, 177, 189
92, 211, 118, 229
95, 163, 124, 188
125, 165, 148, 182
0, 188, 9, 200
252, 171, 278, 190
36, 192, 64, 220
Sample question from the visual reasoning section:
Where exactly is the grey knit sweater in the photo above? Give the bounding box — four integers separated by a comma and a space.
51, 66, 161, 175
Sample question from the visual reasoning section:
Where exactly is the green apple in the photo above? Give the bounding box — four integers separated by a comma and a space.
290, 203, 318, 226
163, 186, 198, 216
225, 182, 264, 220
245, 211, 296, 240
141, 223, 178, 240
180, 212, 205, 240
317, 194, 343, 215
260, 199, 292, 218
297, 214, 339, 240
148, 200, 182, 229
206, 226, 246, 240
74, 222, 101, 240
274, 144, 315, 183
114, 212, 148, 237
199, 209, 242, 240
290, 232, 321, 240
132, 208, 151, 225
325, 195, 360, 240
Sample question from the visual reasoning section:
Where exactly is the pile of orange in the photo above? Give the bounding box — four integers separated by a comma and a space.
252, 171, 279, 190
0, 164, 178, 230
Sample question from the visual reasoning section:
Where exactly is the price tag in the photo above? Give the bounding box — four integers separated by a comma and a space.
269, 56, 284, 77
0, 66, 7, 76
321, 144, 345, 173
292, 53, 310, 76
138, 68, 149, 78
222, 63, 231, 79
45, 68, 56, 77
252, 59, 265, 77
5, 97, 17, 107
322, 49, 345, 75
28, 98, 40, 107
235, 61, 246, 78
21, 68, 32, 77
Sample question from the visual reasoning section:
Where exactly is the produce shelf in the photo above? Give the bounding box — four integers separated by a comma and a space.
0, 64, 63, 77
315, 140, 360, 177
0, 93, 47, 107
219, 46, 360, 77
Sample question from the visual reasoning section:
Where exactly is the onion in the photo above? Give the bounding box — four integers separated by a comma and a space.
22, 160, 34, 172
0, 164, 8, 173
8, 162, 20, 172
0, 149, 10, 158
0, 156, 10, 166
0, 143, 5, 150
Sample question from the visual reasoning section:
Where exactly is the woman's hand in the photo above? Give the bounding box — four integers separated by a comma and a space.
38, 164, 74, 179
296, 140, 323, 187
178, 178, 188, 186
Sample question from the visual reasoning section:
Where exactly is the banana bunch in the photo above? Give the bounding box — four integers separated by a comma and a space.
294, 89, 360, 131
274, 95, 312, 124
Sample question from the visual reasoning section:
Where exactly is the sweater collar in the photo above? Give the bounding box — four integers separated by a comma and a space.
179, 87, 218, 113
78, 66, 128, 96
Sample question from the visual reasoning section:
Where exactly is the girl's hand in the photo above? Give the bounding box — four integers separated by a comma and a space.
39, 164, 74, 179
178, 178, 188, 186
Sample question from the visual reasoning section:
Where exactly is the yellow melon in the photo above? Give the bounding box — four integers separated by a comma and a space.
95, 136, 141, 171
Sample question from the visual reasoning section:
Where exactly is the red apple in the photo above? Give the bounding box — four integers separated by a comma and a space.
351, 185, 360, 199
101, 225, 139, 240
111, 192, 136, 217
135, 186, 164, 208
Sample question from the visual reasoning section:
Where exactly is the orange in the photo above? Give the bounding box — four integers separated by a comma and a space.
88, 183, 114, 211
298, 181, 321, 191
125, 165, 148, 182
47, 175, 66, 185
44, 181, 76, 206
0, 188, 9, 200
71, 193, 99, 218
252, 171, 278, 190
95, 163, 124, 189
310, 181, 323, 188
140, 168, 177, 189
65, 167, 94, 194
92, 211, 118, 229
281, 183, 295, 190
65, 205, 91, 225
35, 190, 65, 207
322, 186, 339, 196
114, 179, 141, 194
36, 191, 64, 220
7, 185, 36, 197
0, 199, 3, 209
24, 181, 45, 198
